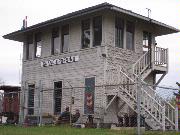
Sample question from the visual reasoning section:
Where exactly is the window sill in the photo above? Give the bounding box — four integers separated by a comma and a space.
23, 45, 106, 63
113, 46, 135, 53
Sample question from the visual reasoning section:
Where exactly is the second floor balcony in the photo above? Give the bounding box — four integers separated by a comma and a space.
133, 45, 168, 78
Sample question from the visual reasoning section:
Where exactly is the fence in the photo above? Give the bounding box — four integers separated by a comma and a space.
0, 81, 179, 135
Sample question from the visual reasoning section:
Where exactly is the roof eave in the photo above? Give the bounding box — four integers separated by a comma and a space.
110, 6, 180, 35
3, 3, 180, 42
3, 3, 112, 42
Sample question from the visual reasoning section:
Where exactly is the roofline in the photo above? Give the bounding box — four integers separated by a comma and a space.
3, 2, 180, 40
3, 2, 112, 39
110, 6, 180, 32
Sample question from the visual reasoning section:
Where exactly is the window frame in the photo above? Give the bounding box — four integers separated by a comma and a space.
26, 35, 33, 60
34, 33, 42, 58
54, 81, 62, 115
115, 17, 124, 48
51, 28, 60, 55
81, 19, 91, 49
93, 16, 102, 47
27, 84, 35, 115
126, 21, 135, 50
61, 25, 69, 53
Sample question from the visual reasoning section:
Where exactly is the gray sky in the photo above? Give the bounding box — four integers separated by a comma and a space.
0, 0, 180, 87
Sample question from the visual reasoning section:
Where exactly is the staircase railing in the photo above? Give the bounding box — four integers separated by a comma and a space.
132, 45, 174, 128
132, 51, 151, 76
141, 80, 175, 127
154, 46, 168, 66
106, 68, 165, 129
133, 46, 168, 77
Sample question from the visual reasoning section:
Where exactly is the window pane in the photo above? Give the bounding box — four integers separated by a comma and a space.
28, 84, 35, 115
63, 35, 69, 52
126, 32, 133, 50
61, 25, 69, 53
35, 33, 41, 57
54, 81, 62, 114
82, 19, 90, 48
36, 41, 41, 57
115, 17, 124, 48
93, 16, 102, 46
143, 31, 149, 46
52, 37, 60, 54
26, 35, 33, 60
143, 31, 149, 51
126, 21, 134, 50
52, 29, 59, 55
28, 43, 33, 60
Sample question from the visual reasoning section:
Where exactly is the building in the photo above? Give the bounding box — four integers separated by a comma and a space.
0, 85, 21, 124
3, 3, 179, 130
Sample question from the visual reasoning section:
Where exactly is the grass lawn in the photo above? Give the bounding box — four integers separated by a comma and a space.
0, 125, 179, 135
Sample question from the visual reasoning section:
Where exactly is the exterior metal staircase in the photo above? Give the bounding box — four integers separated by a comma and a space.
105, 46, 176, 130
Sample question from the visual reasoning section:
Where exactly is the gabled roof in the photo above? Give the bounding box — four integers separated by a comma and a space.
3, 2, 179, 42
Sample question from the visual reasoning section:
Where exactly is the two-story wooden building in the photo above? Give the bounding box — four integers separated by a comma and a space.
3, 3, 179, 130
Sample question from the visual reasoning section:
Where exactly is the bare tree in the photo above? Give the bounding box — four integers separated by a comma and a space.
0, 78, 5, 86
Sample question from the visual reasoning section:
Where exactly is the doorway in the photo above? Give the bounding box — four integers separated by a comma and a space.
143, 31, 152, 52
143, 31, 152, 67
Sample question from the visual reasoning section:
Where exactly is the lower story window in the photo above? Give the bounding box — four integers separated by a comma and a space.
28, 84, 35, 115
54, 81, 62, 114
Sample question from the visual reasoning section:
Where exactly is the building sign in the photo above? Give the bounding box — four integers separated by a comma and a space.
84, 77, 95, 114
41, 55, 79, 67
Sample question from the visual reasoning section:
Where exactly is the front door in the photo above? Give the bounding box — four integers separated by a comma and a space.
143, 31, 152, 67
143, 31, 152, 52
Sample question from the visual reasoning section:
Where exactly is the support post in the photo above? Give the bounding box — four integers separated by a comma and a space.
175, 106, 179, 131
151, 44, 155, 70
137, 76, 141, 135
162, 106, 166, 131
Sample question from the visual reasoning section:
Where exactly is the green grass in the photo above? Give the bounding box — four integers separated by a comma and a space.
0, 125, 179, 135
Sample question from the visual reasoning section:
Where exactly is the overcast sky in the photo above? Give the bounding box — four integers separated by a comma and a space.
0, 0, 180, 87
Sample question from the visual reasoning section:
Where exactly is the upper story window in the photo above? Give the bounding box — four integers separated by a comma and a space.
82, 19, 90, 48
52, 28, 60, 55
126, 21, 134, 50
35, 33, 41, 58
93, 16, 102, 46
61, 25, 69, 53
115, 17, 124, 48
26, 35, 33, 60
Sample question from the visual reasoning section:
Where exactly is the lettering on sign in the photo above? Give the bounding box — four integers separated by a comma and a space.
41, 56, 79, 67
